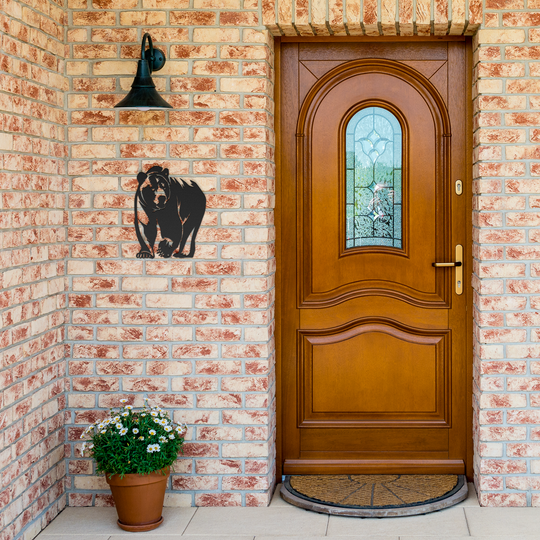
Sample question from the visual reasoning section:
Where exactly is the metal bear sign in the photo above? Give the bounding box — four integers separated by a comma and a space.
134, 166, 206, 259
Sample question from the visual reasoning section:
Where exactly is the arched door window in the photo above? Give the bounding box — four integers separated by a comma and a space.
346, 106, 403, 249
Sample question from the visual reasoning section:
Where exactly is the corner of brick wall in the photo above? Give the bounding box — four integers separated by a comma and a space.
0, 0, 69, 538
473, 0, 540, 507
64, 0, 276, 507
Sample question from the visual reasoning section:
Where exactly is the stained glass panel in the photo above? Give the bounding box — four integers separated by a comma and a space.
345, 107, 402, 249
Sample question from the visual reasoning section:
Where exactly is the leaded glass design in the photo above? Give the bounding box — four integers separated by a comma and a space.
345, 106, 402, 249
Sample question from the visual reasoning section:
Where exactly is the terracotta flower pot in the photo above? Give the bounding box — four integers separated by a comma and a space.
105, 468, 170, 532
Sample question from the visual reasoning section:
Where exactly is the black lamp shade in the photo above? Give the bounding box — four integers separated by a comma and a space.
115, 34, 172, 110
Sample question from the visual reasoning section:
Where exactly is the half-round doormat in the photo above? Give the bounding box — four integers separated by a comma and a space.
281, 474, 468, 517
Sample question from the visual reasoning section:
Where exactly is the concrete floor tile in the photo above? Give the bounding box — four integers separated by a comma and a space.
179, 537, 253, 540
465, 507, 540, 537
399, 537, 471, 540
37, 536, 110, 540
256, 537, 399, 540
328, 507, 469, 536
110, 537, 252, 540
402, 537, 540, 540
37, 508, 120, 535
270, 484, 289, 507
455, 483, 479, 508
184, 507, 328, 536
38, 507, 196, 536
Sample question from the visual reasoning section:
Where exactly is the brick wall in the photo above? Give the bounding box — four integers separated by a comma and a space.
64, 1, 276, 508
0, 0, 68, 539
473, 9, 540, 506
4, 0, 540, 519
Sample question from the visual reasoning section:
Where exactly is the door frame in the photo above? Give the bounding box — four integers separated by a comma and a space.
275, 36, 474, 480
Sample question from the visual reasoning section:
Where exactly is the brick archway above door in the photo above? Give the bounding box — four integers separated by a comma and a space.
262, 0, 481, 36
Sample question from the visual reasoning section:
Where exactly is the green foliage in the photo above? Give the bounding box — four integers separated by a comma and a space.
80, 399, 187, 477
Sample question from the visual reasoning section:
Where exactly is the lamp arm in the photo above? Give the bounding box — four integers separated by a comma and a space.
141, 33, 154, 73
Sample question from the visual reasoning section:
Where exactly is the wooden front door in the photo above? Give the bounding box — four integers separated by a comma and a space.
279, 40, 471, 476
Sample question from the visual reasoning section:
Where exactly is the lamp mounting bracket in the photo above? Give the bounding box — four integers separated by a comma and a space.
143, 47, 166, 73
141, 33, 166, 73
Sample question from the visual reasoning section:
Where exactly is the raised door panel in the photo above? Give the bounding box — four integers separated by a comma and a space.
298, 61, 451, 309
299, 322, 450, 427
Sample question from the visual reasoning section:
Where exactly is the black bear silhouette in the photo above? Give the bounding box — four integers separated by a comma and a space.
134, 166, 207, 259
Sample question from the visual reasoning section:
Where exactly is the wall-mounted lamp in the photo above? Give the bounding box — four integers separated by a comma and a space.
115, 33, 172, 110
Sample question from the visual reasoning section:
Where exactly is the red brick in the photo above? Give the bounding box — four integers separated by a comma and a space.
72, 378, 119, 392
172, 278, 218, 292
503, 12, 540, 25
508, 411, 540, 424
195, 459, 242, 474
173, 344, 218, 358
195, 493, 242, 506
172, 476, 219, 491
96, 361, 143, 375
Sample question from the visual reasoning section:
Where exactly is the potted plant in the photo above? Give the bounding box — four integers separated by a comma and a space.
80, 398, 187, 532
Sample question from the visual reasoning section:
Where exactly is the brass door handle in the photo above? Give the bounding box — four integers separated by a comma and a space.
432, 261, 462, 267
432, 245, 463, 295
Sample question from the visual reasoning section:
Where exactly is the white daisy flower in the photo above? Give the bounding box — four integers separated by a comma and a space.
81, 442, 87, 452
120, 399, 127, 403
169, 434, 175, 440
125, 405, 133, 410
141, 413, 147, 417
120, 428, 128, 436
159, 436, 167, 443
121, 412, 129, 417
132, 428, 139, 434
151, 411, 158, 417
113, 416, 120, 422
139, 436, 145, 441
149, 429, 156, 436
100, 430, 106, 434
116, 423, 123, 429
147, 444, 160, 453
164, 426, 172, 432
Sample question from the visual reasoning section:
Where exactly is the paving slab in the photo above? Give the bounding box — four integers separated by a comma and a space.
110, 537, 253, 540
399, 537, 471, 540
455, 483, 479, 507
465, 507, 540, 537
184, 507, 328, 536
37, 508, 119, 536
256, 537, 399, 540
37, 536, 110, 540
402, 537, 540, 540
270, 483, 289, 507
38, 507, 196, 536
327, 507, 469, 536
